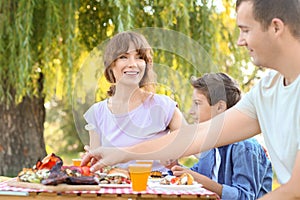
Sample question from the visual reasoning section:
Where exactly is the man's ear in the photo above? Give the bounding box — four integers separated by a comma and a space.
216, 100, 227, 113
271, 18, 285, 34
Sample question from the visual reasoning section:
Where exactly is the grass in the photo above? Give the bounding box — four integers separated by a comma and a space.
272, 178, 280, 190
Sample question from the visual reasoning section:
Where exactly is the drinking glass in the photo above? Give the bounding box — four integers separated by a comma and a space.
72, 158, 82, 167
128, 163, 152, 191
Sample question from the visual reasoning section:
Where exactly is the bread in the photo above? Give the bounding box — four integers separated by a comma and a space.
150, 171, 163, 178
107, 168, 130, 179
179, 173, 194, 185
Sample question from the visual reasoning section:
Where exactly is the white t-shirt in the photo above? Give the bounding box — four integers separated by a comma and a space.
235, 70, 300, 184
212, 148, 221, 182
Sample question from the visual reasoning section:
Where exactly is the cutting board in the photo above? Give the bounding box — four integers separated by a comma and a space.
7, 179, 101, 192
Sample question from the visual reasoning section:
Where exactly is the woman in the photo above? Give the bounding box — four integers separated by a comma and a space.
83, 31, 183, 172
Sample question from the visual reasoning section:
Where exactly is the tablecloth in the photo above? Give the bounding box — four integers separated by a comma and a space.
0, 178, 219, 198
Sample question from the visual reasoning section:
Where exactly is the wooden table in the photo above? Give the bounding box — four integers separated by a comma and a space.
0, 178, 219, 200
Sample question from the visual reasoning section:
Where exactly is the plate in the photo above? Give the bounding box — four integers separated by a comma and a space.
99, 183, 131, 188
148, 177, 162, 183
148, 183, 203, 191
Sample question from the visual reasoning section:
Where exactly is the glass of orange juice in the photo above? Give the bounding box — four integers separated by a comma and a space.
72, 158, 82, 167
128, 163, 152, 192
135, 160, 153, 168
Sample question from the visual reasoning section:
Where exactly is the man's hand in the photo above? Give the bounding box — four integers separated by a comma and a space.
81, 145, 99, 167
80, 146, 104, 172
80, 146, 131, 172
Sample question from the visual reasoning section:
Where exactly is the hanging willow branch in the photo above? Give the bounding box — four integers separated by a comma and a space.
0, 0, 80, 106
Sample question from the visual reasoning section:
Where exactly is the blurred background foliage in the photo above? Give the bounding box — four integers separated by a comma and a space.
1, 0, 266, 173
51, 0, 264, 160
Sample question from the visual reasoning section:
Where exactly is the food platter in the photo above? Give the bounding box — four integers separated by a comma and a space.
6, 179, 101, 192
12, 154, 205, 192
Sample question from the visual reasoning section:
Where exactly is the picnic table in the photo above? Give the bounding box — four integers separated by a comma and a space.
0, 177, 219, 200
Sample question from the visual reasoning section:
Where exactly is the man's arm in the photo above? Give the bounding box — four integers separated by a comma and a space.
83, 107, 260, 170
124, 108, 260, 157
187, 107, 260, 156
259, 150, 300, 200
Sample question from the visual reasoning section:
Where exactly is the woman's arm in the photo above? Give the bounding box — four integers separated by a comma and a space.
168, 107, 187, 131
88, 130, 101, 150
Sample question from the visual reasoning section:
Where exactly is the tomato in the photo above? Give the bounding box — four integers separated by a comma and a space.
170, 177, 179, 185
81, 166, 91, 176
122, 177, 131, 184
60, 165, 91, 176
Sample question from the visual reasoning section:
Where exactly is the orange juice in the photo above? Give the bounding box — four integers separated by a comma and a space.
128, 164, 152, 191
72, 158, 82, 167
135, 160, 153, 168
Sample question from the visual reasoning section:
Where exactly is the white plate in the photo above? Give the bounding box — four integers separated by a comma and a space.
148, 177, 162, 183
148, 183, 203, 191
99, 183, 131, 188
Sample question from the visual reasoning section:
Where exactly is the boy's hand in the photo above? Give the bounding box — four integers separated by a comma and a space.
171, 165, 193, 177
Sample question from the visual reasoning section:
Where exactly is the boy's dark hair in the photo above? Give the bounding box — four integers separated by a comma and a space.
191, 73, 241, 109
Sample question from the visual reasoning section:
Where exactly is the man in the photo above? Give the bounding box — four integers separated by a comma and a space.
82, 0, 300, 199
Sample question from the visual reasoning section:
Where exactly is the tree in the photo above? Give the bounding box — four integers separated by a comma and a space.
0, 0, 80, 176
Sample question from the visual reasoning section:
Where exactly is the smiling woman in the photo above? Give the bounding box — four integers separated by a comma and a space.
82, 31, 184, 173
103, 31, 155, 96
111, 49, 146, 88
